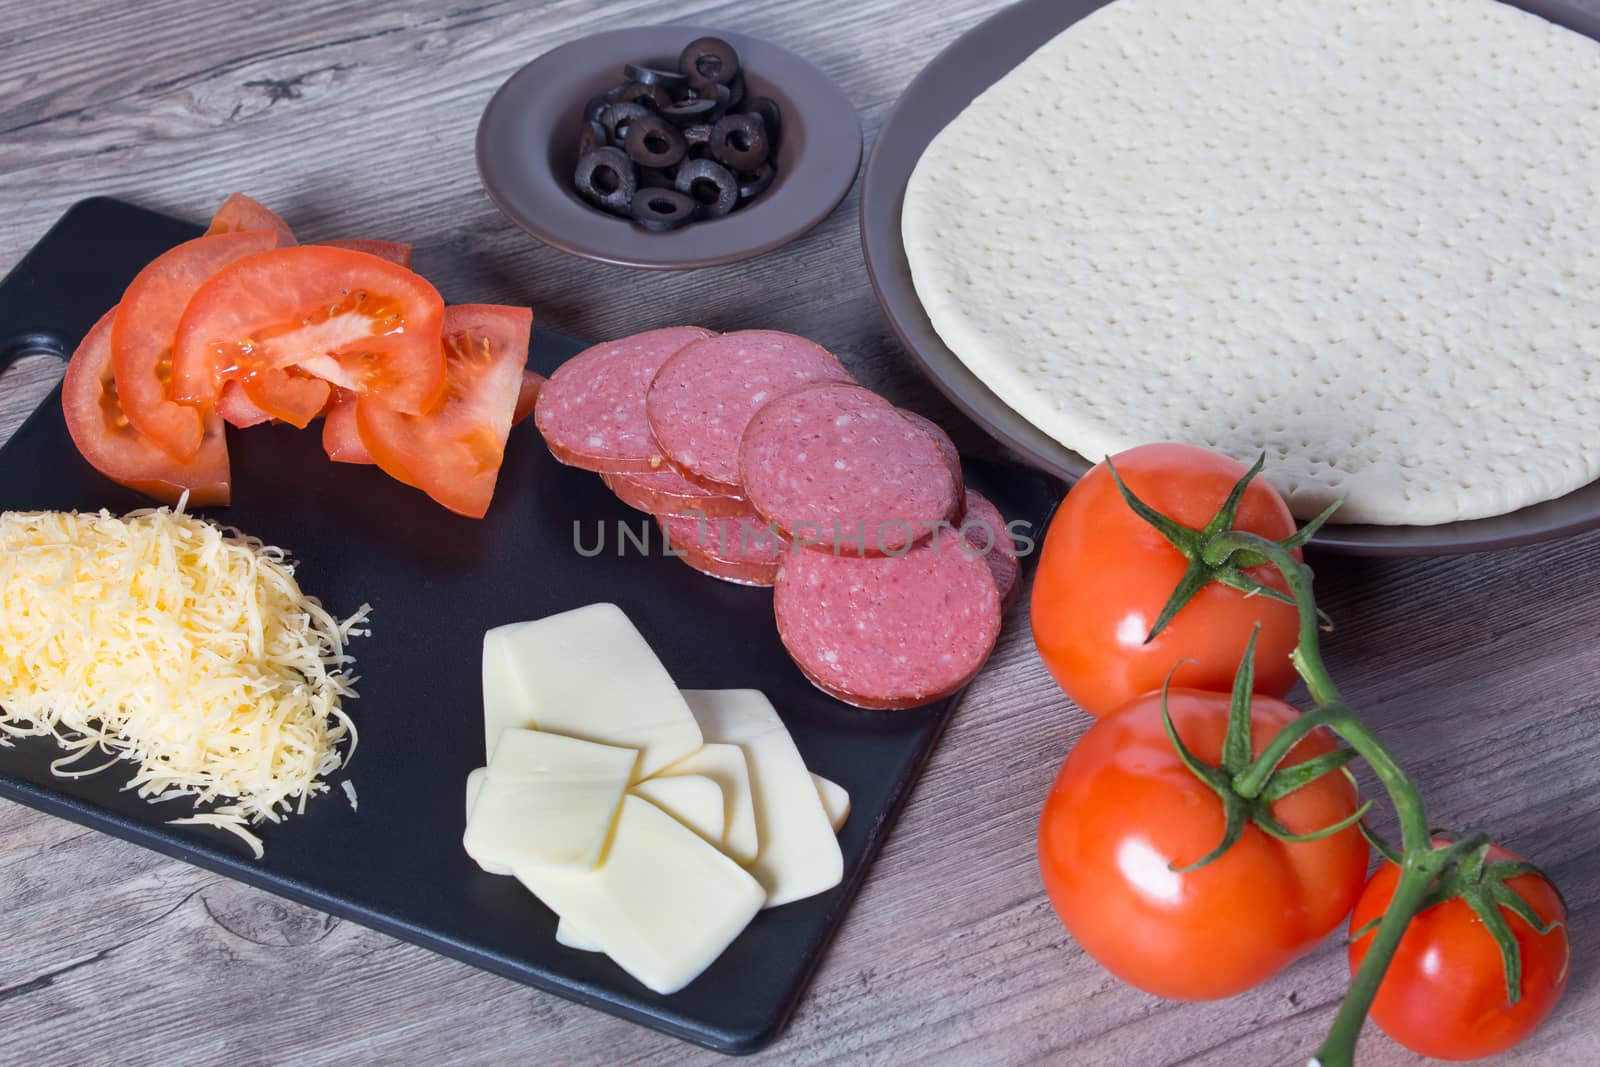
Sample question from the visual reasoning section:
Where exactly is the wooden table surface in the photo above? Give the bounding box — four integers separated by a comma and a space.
3, 1, 1598, 1064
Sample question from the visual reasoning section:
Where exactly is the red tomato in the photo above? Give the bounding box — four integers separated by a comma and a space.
216, 380, 273, 428
1039, 688, 1368, 1000
205, 193, 296, 246
1031, 443, 1303, 717
356, 304, 530, 518
238, 366, 331, 428
169, 245, 446, 416
1349, 844, 1569, 1060
321, 239, 413, 267
513, 369, 546, 426
110, 230, 279, 459
322, 389, 376, 466
62, 309, 230, 506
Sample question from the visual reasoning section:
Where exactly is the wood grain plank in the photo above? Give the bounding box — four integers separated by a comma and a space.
4, 0, 1600, 1064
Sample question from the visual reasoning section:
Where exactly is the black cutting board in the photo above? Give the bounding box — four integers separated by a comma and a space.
0, 198, 1059, 1054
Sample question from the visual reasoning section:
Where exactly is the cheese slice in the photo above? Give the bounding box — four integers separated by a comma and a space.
812, 773, 850, 832
555, 922, 603, 952
464, 767, 513, 875
682, 690, 843, 908
518, 795, 765, 994
656, 742, 760, 865
630, 775, 725, 846
480, 634, 532, 761
482, 604, 701, 780
463, 729, 636, 873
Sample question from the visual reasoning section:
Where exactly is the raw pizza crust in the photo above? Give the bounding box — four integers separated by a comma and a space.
903, 0, 1600, 525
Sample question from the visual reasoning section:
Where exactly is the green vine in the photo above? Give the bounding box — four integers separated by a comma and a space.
1107, 456, 1561, 1067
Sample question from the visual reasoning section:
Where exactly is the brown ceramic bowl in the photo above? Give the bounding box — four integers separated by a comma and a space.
477, 26, 862, 271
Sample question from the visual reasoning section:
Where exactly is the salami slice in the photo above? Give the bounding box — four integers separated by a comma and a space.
898, 409, 964, 494
959, 488, 1020, 610
739, 383, 960, 555
605, 467, 748, 518
658, 508, 785, 587
534, 326, 713, 472
646, 330, 855, 490
774, 527, 1002, 710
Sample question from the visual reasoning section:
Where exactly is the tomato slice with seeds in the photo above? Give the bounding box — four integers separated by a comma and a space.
321, 389, 376, 466
205, 193, 296, 247
321, 238, 412, 267
356, 304, 530, 518
110, 229, 280, 460
170, 245, 446, 415
63, 309, 230, 506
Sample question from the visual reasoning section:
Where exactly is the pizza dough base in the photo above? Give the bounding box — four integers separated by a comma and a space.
904, 0, 1600, 524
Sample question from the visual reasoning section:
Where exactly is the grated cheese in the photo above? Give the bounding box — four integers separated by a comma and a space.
0, 499, 370, 858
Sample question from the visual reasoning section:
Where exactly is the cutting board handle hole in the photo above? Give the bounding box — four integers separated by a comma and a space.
2, 332, 69, 370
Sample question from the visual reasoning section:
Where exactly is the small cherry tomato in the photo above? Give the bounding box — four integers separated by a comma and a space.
1039, 688, 1368, 1000
1031, 443, 1303, 717
1348, 844, 1569, 1061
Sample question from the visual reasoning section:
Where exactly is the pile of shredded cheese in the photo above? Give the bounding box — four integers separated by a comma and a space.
0, 501, 370, 857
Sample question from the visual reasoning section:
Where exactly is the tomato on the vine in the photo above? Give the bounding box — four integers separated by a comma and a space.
1038, 688, 1368, 1000
1031, 443, 1303, 717
1348, 843, 1569, 1061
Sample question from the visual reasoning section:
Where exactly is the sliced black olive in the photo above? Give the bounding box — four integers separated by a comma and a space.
744, 97, 782, 152
674, 158, 739, 218
603, 82, 627, 102
679, 36, 740, 89
703, 82, 733, 122
624, 63, 688, 91
738, 163, 775, 200
583, 93, 611, 124
708, 113, 769, 172
725, 72, 746, 110
577, 119, 607, 156
631, 189, 697, 231
574, 147, 637, 217
624, 114, 687, 168
658, 96, 716, 126
639, 167, 678, 190
600, 101, 652, 143
683, 123, 713, 152
616, 81, 671, 110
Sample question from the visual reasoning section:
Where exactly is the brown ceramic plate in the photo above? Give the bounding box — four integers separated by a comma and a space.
478, 25, 861, 271
860, 0, 1600, 556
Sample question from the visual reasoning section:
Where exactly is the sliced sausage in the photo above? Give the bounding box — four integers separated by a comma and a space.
773, 527, 1001, 710
534, 326, 714, 472
646, 330, 854, 491
512, 369, 546, 427
898, 409, 963, 494
959, 488, 1020, 611
604, 467, 748, 518
739, 383, 960, 556
658, 507, 784, 587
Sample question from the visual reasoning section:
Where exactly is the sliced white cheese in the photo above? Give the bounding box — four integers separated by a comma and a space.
463, 729, 636, 873
555, 921, 603, 952
481, 633, 533, 760
812, 773, 850, 832
630, 775, 725, 846
682, 690, 843, 908
482, 604, 701, 780
464, 767, 513, 875
657, 742, 759, 865
518, 795, 765, 994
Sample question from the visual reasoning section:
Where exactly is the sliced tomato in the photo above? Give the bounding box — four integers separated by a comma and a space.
63, 309, 230, 506
322, 389, 376, 466
321, 239, 412, 268
205, 193, 296, 246
110, 229, 280, 460
513, 369, 546, 426
170, 245, 446, 415
216, 380, 273, 428
238, 366, 331, 428
356, 304, 531, 518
